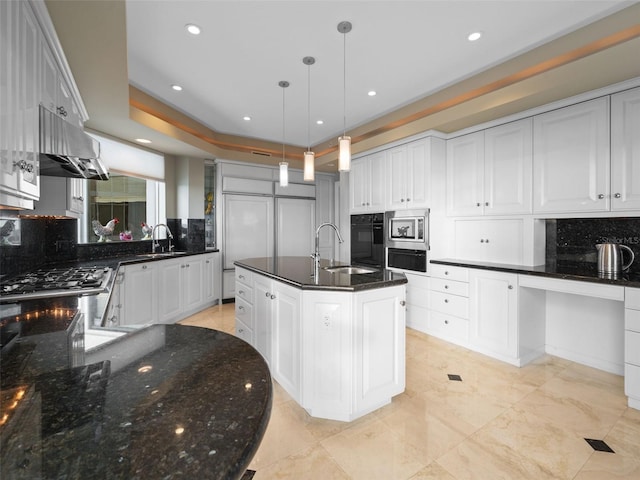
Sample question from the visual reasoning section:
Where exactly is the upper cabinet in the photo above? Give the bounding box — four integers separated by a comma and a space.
446, 118, 532, 217
611, 87, 640, 211
386, 138, 435, 211
533, 97, 610, 214
349, 151, 385, 213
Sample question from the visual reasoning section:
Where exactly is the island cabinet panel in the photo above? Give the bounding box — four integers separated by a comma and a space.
122, 262, 158, 327
625, 287, 640, 410
270, 281, 302, 402
235, 267, 254, 344
158, 259, 182, 323
354, 288, 406, 414
301, 292, 353, 418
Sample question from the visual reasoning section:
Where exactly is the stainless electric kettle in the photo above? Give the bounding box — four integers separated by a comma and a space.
596, 243, 635, 274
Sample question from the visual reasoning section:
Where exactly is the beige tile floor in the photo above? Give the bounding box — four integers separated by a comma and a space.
180, 303, 640, 480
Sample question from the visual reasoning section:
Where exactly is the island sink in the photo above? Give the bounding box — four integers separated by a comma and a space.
323, 265, 379, 274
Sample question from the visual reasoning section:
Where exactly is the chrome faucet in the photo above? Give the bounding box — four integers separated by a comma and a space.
152, 223, 174, 253
312, 222, 344, 277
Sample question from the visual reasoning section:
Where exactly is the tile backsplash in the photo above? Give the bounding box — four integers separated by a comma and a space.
546, 217, 640, 273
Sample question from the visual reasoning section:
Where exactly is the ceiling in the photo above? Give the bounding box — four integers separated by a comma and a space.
45, 1, 640, 172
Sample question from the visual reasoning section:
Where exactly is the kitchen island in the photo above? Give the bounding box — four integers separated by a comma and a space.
0, 311, 271, 480
234, 256, 408, 422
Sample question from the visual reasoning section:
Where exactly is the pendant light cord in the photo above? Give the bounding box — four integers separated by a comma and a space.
307, 63, 311, 152
342, 29, 347, 137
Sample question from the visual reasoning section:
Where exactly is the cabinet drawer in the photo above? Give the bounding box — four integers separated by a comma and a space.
235, 267, 253, 285
626, 331, 640, 366
235, 319, 254, 345
430, 264, 469, 282
430, 277, 469, 297
625, 363, 640, 399
235, 297, 253, 327
627, 288, 640, 310
236, 282, 253, 303
627, 308, 640, 333
429, 291, 469, 318
428, 310, 469, 343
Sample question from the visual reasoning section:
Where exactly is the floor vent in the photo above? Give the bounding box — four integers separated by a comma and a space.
447, 374, 463, 381
584, 438, 615, 453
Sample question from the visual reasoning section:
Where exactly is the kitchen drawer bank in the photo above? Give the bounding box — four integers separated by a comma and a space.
234, 256, 408, 422
104, 251, 220, 328
429, 258, 640, 411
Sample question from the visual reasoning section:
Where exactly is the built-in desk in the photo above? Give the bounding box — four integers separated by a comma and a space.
430, 259, 640, 410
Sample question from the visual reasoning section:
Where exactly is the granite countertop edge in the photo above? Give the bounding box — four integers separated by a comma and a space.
430, 258, 640, 288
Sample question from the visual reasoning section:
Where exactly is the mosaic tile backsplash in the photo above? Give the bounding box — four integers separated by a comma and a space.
546, 217, 640, 273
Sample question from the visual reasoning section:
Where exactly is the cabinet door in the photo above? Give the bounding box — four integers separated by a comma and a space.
484, 118, 532, 215
123, 263, 158, 326
158, 259, 182, 324
386, 145, 408, 210
533, 97, 610, 213
469, 270, 518, 359
354, 287, 405, 413
368, 151, 386, 212
0, 0, 16, 194
271, 281, 301, 402
454, 219, 523, 264
253, 275, 273, 364
203, 253, 216, 304
68, 178, 85, 214
182, 255, 204, 313
276, 198, 315, 257
611, 87, 640, 211
446, 132, 484, 216
349, 158, 369, 212
406, 138, 431, 209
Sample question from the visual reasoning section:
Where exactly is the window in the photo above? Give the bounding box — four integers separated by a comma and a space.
79, 174, 165, 243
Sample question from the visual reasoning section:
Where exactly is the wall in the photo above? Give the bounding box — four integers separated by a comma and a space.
175, 156, 205, 220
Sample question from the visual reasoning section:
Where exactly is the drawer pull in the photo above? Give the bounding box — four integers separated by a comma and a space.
444, 271, 449, 275
270, 294, 276, 300
265, 292, 271, 298
142, 265, 147, 270
444, 299, 449, 303
444, 285, 449, 289
614, 193, 621, 199
444, 320, 449, 325
239, 290, 244, 295
400, 300, 406, 306
238, 306, 244, 311
508, 285, 513, 290
239, 275, 245, 280
238, 328, 244, 333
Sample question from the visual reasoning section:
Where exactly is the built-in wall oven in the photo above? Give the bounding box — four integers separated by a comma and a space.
350, 213, 384, 268
385, 209, 429, 273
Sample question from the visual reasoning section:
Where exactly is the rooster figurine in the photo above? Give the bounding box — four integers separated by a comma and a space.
92, 218, 119, 242
141, 222, 153, 240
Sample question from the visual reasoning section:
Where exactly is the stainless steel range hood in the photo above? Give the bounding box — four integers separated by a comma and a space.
39, 105, 109, 180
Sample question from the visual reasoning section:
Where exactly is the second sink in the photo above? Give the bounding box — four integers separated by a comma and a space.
323, 265, 379, 274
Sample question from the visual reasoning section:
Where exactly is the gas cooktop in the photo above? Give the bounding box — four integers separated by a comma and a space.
0, 266, 112, 302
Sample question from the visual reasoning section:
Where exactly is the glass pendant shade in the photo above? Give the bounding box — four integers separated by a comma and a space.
338, 136, 351, 172
303, 151, 315, 181
279, 161, 289, 187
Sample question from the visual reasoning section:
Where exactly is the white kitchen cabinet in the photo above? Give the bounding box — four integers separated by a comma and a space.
533, 97, 610, 213
122, 262, 158, 327
446, 119, 532, 216
0, 0, 39, 207
427, 264, 470, 347
235, 267, 254, 344
453, 218, 524, 264
353, 287, 406, 414
625, 288, 640, 410
349, 151, 385, 213
301, 285, 406, 421
404, 272, 430, 332
31, 177, 84, 217
157, 255, 205, 324
611, 87, 640, 211
469, 270, 518, 362
386, 137, 440, 211
276, 197, 315, 257
203, 252, 220, 305
251, 274, 302, 401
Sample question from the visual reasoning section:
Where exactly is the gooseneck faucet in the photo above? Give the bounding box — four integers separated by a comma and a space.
152, 223, 174, 253
312, 222, 344, 277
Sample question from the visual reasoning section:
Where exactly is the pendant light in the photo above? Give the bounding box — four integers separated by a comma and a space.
337, 21, 352, 172
303, 56, 315, 182
279, 80, 289, 187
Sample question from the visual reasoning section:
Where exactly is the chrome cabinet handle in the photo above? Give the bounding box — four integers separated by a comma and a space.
142, 265, 147, 270
444, 271, 449, 275
238, 328, 244, 333
476, 202, 481, 207
400, 199, 405, 202
485, 202, 489, 206
480, 239, 484, 243
614, 193, 621, 198
508, 285, 513, 289
406, 198, 410, 202
56, 106, 68, 117
485, 239, 489, 243
239, 290, 244, 295
238, 305, 244, 311
400, 300, 406, 306
270, 294, 276, 299
598, 194, 605, 199
239, 274, 245, 280
444, 320, 449, 325
444, 285, 449, 289
265, 292, 270, 297
444, 299, 449, 303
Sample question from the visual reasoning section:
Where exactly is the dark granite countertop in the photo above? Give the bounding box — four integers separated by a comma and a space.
235, 256, 407, 291
430, 258, 640, 288
0, 322, 272, 479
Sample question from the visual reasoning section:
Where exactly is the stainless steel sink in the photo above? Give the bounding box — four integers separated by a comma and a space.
138, 251, 189, 258
323, 265, 379, 274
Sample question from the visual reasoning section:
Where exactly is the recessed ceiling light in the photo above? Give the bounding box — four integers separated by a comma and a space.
316, 120, 324, 125
468, 31, 482, 42
186, 24, 201, 35
368, 91, 377, 96
243, 116, 251, 121
171, 84, 183, 91
135, 138, 152, 144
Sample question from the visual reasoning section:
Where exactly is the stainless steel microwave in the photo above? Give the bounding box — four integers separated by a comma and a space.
384, 209, 429, 250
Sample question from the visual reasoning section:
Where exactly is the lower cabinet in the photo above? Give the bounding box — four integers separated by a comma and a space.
469, 269, 519, 363
108, 254, 219, 327
236, 269, 406, 422
625, 288, 640, 410
122, 262, 158, 327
